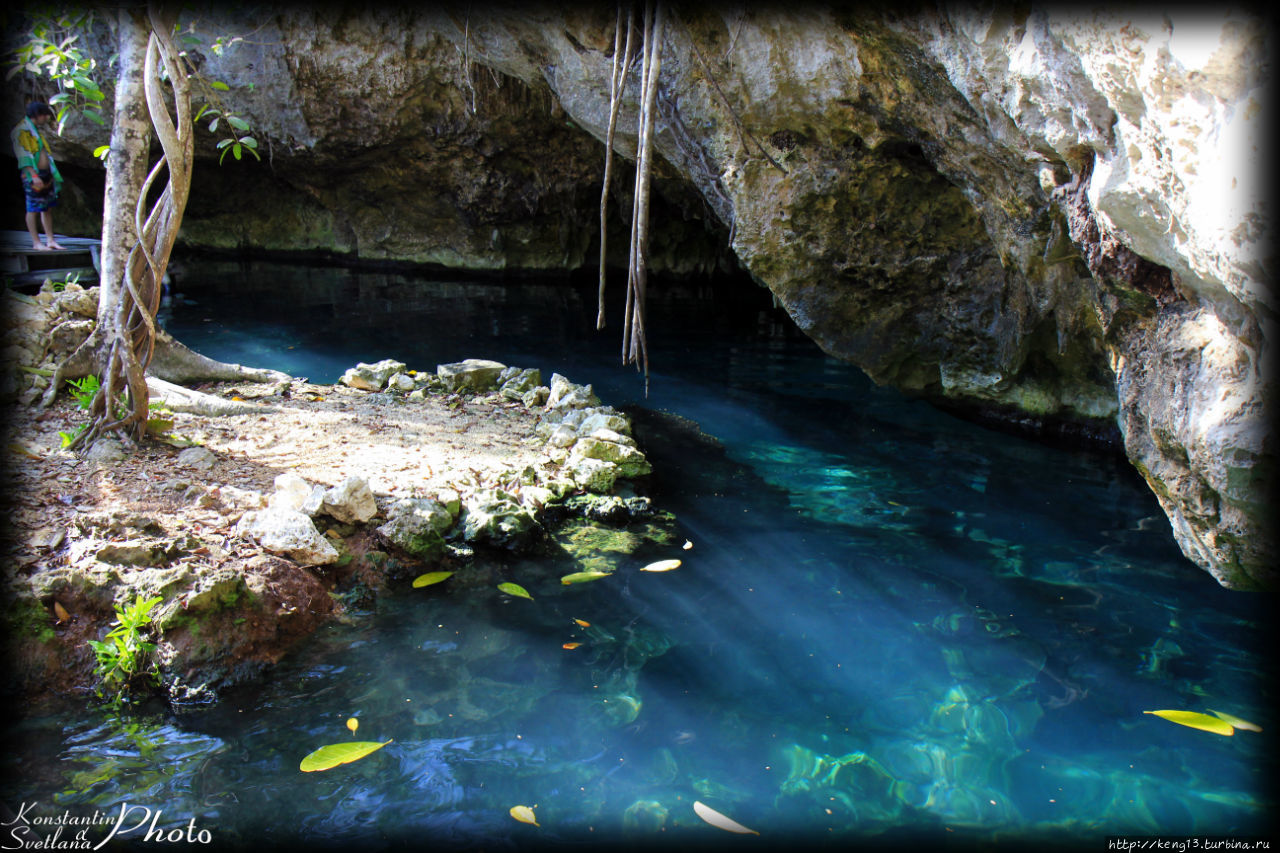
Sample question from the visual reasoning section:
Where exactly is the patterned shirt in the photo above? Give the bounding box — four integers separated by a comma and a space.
11, 116, 62, 186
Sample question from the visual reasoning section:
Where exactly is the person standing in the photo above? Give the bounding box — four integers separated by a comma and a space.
11, 102, 65, 250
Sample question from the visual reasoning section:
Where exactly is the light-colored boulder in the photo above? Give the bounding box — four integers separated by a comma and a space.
377, 497, 454, 558
269, 472, 313, 512
460, 489, 541, 550
569, 457, 618, 494
320, 475, 378, 524
499, 367, 542, 400
569, 436, 651, 478
437, 358, 507, 392
236, 508, 338, 566
387, 372, 417, 392
340, 359, 407, 391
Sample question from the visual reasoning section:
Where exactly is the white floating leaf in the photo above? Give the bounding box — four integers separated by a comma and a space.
693, 800, 758, 835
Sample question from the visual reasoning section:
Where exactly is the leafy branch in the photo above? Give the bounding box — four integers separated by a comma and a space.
7, 11, 108, 131
87, 594, 164, 702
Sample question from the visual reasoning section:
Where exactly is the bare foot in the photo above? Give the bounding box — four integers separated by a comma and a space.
33, 242, 51, 251
45, 240, 65, 250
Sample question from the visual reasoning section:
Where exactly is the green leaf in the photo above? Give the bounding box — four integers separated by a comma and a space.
239, 136, 258, 148
560, 571, 611, 585
497, 582, 532, 600
299, 739, 392, 772
227, 115, 250, 131
93, 144, 110, 160
412, 571, 454, 588
1209, 709, 1262, 732
210, 80, 230, 91
1143, 710, 1235, 736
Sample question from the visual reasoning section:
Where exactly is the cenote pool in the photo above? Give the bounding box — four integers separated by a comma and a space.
4, 260, 1274, 849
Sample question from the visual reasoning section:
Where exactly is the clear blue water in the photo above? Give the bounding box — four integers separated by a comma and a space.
5, 261, 1274, 849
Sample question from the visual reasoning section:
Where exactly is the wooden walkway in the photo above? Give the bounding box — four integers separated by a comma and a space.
1, 230, 101, 289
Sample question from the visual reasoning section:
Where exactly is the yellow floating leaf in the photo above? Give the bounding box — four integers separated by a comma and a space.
498, 582, 533, 600
346, 717, 359, 734
509, 805, 539, 826
562, 642, 582, 650
640, 559, 682, 573
1144, 710, 1235, 736
299, 739, 392, 772
682, 540, 693, 550
573, 618, 591, 628
1209, 709, 1262, 732
693, 801, 758, 835
561, 571, 610, 585
412, 571, 454, 588
53, 601, 71, 623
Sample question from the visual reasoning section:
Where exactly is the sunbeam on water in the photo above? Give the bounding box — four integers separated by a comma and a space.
4, 261, 1272, 848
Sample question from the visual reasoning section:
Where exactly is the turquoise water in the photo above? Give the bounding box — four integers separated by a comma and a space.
4, 261, 1274, 849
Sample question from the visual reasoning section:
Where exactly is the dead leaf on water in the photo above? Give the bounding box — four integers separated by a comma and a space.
1209, 709, 1262, 732
412, 571, 454, 588
346, 717, 359, 734
573, 618, 591, 628
1143, 709, 1235, 736
562, 642, 582, 650
509, 805, 539, 826
640, 559, 681, 573
693, 801, 758, 835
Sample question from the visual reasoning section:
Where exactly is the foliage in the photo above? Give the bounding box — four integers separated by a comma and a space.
67, 374, 100, 410
7, 10, 108, 131
87, 594, 163, 700
9, 10, 263, 166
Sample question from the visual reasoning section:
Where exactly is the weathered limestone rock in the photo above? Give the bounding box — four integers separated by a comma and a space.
176, 447, 218, 471
569, 457, 619, 494
86, 439, 126, 466
569, 433, 651, 479
546, 373, 601, 411
460, 489, 542, 550
340, 359, 407, 391
1111, 305, 1274, 589
319, 476, 379, 524
437, 358, 507, 392
377, 497, 454, 559
387, 372, 417, 393
499, 367, 542, 400
236, 508, 339, 566
269, 472, 314, 513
